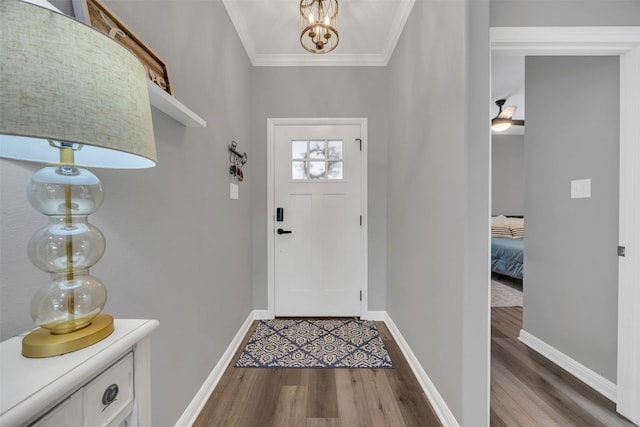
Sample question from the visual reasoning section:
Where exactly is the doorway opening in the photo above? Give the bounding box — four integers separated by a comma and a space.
489, 27, 640, 424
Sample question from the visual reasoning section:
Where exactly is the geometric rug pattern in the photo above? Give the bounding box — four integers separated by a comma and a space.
235, 319, 394, 368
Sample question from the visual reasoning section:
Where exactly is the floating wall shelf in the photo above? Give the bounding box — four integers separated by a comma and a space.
147, 81, 207, 128
28, 0, 206, 128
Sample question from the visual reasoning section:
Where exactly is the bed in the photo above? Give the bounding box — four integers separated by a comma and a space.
491, 215, 524, 280
491, 237, 524, 279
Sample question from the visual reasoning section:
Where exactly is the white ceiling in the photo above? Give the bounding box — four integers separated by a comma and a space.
224, 0, 526, 129
222, 0, 415, 66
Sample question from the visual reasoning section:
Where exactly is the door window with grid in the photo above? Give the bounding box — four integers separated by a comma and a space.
291, 139, 343, 180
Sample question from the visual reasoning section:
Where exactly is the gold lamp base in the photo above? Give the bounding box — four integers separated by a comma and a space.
22, 314, 114, 358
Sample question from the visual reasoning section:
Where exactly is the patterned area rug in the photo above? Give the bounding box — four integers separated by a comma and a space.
235, 319, 394, 368
492, 280, 523, 307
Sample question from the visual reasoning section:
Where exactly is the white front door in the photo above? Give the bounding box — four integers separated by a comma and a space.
272, 122, 362, 317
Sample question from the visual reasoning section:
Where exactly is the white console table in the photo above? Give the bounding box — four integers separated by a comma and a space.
0, 319, 159, 427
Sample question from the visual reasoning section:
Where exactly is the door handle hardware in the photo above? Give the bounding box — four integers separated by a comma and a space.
102, 384, 119, 406
277, 228, 292, 235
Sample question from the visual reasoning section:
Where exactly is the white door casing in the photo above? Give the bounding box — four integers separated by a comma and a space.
267, 118, 368, 318
491, 27, 640, 424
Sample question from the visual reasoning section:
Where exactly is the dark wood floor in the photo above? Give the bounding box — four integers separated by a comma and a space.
491, 306, 635, 426
194, 321, 442, 426
194, 310, 636, 426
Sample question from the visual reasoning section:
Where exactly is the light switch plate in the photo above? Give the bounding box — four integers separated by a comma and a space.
571, 179, 591, 199
230, 183, 239, 200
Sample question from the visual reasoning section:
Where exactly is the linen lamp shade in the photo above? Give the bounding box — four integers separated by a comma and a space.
0, 0, 157, 167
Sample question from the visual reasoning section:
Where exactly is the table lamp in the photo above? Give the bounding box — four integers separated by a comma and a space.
0, 1, 157, 357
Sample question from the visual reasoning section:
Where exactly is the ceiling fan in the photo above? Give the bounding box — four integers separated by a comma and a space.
491, 99, 525, 131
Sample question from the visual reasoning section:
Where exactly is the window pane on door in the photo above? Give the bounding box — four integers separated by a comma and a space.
291, 139, 343, 180
309, 140, 326, 159
308, 161, 326, 179
328, 141, 342, 159
292, 140, 308, 159
292, 161, 307, 179
327, 161, 343, 179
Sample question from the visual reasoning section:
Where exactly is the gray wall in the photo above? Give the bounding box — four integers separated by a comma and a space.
524, 57, 619, 382
387, 0, 491, 424
250, 67, 388, 311
0, 1, 254, 425
3, 1, 633, 425
492, 135, 525, 216
491, 0, 640, 26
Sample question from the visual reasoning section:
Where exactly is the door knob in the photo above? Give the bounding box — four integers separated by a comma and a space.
277, 228, 292, 235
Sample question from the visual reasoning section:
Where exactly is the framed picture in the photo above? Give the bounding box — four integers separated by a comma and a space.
72, 0, 173, 95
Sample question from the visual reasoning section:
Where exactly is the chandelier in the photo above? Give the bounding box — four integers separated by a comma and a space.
300, 0, 339, 54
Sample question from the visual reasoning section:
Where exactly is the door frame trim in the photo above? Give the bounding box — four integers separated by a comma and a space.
266, 117, 369, 318
490, 26, 640, 423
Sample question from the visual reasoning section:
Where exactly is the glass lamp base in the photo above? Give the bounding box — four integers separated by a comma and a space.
22, 314, 114, 358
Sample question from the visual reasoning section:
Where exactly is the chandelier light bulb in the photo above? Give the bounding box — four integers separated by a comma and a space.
300, 0, 339, 54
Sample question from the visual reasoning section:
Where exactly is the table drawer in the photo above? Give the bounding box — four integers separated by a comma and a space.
30, 395, 81, 427
83, 352, 134, 426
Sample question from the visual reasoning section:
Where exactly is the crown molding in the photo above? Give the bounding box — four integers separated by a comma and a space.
251, 53, 389, 67
221, 0, 258, 63
491, 26, 640, 56
382, 0, 415, 65
223, 0, 414, 67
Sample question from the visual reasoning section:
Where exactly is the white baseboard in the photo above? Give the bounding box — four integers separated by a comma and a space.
174, 311, 257, 427
383, 313, 460, 427
252, 309, 273, 320
518, 329, 617, 402
362, 310, 386, 321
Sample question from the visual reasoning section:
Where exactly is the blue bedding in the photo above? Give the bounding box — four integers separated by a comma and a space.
491, 237, 524, 279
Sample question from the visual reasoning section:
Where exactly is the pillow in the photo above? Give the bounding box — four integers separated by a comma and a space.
491, 215, 507, 226
509, 224, 524, 238
491, 225, 512, 238
505, 216, 524, 226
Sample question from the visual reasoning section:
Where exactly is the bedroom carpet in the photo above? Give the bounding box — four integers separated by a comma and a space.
235, 319, 394, 369
492, 280, 523, 307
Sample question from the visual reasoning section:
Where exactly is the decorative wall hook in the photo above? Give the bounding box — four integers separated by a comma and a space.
228, 141, 247, 182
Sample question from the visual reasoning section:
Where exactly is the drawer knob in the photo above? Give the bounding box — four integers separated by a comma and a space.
102, 384, 119, 405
